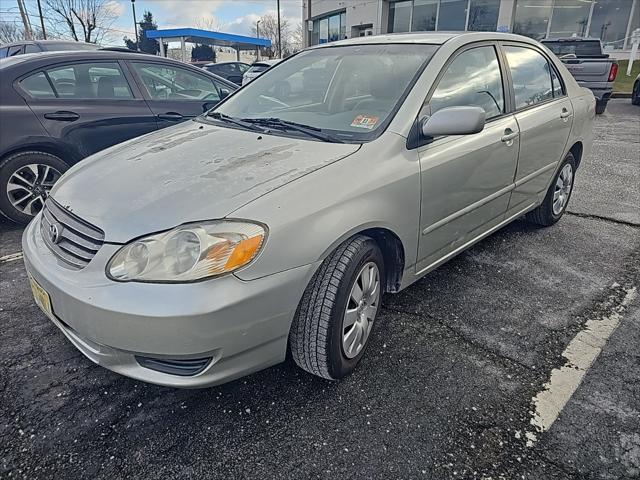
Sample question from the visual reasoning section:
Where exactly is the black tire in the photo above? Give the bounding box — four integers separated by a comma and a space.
595, 100, 607, 114
632, 82, 640, 106
289, 235, 385, 380
526, 152, 577, 227
0, 151, 69, 224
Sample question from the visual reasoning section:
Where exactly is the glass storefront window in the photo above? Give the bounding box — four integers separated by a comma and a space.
389, 0, 412, 33
513, 0, 553, 40
329, 14, 340, 42
467, 0, 500, 31
319, 18, 329, 44
340, 12, 347, 39
548, 0, 591, 38
438, 0, 468, 31
589, 0, 634, 50
412, 0, 438, 31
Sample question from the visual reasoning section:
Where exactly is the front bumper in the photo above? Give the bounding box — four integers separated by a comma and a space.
22, 217, 318, 388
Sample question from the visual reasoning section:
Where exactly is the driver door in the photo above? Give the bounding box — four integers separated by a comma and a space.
128, 61, 226, 128
416, 43, 519, 273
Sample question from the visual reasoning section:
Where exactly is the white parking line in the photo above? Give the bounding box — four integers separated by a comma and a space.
0, 252, 23, 264
526, 285, 638, 446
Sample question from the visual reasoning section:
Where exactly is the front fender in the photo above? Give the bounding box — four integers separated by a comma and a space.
231, 132, 421, 282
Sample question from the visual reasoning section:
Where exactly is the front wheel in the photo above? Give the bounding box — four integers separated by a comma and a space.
0, 151, 68, 224
289, 235, 384, 380
526, 153, 576, 227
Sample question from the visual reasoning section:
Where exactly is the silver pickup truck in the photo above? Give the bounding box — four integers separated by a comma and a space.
542, 38, 618, 114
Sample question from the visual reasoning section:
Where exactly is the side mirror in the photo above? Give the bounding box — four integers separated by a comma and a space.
219, 88, 230, 100
202, 101, 218, 112
421, 106, 486, 137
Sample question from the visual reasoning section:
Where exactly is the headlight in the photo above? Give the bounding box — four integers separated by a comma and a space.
107, 220, 266, 282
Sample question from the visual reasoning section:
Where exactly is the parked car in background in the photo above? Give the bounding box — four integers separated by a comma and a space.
542, 38, 617, 114
0, 40, 99, 57
632, 73, 640, 106
203, 61, 250, 85
242, 59, 280, 85
22, 32, 594, 388
0, 50, 237, 223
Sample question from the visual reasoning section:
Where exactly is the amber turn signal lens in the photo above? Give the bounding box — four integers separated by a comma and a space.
225, 235, 264, 270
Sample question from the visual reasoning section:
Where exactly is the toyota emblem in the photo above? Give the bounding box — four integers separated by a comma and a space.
48, 222, 62, 244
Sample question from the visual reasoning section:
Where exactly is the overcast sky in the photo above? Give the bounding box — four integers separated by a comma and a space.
2, 0, 303, 46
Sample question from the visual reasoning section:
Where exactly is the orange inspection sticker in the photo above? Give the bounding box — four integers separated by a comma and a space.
350, 115, 379, 129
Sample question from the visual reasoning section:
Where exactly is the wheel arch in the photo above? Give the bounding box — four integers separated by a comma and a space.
0, 141, 80, 168
568, 141, 583, 169
316, 225, 406, 294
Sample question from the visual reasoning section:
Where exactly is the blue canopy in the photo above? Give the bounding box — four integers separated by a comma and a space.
146, 28, 271, 50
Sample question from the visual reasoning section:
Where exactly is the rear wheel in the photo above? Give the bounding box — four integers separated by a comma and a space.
289, 235, 384, 380
526, 152, 576, 227
595, 100, 607, 114
0, 151, 68, 224
632, 82, 640, 106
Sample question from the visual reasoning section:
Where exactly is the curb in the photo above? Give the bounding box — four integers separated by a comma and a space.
612, 92, 632, 98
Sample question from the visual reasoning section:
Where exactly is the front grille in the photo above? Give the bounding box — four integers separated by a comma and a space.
41, 199, 105, 269
135, 356, 212, 376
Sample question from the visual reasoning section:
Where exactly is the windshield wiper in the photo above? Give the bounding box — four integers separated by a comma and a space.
206, 112, 267, 132
241, 117, 344, 143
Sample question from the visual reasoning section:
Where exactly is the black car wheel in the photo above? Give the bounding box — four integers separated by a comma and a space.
289, 235, 384, 380
632, 81, 640, 106
0, 151, 68, 224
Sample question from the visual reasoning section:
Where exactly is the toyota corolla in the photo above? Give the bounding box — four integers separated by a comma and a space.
23, 32, 594, 387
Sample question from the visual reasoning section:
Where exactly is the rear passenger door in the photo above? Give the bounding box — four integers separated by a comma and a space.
19, 60, 157, 158
500, 43, 573, 215
128, 61, 228, 128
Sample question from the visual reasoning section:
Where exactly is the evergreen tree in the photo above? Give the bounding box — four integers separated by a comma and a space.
124, 11, 159, 54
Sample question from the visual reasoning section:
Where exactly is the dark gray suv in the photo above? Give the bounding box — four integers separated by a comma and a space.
0, 50, 237, 223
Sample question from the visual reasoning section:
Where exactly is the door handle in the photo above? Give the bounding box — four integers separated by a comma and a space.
560, 108, 572, 119
157, 112, 184, 121
501, 130, 519, 143
43, 111, 80, 122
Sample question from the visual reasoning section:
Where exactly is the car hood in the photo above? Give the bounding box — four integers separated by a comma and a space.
50, 120, 361, 243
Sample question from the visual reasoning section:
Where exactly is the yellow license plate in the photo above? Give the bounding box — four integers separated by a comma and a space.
29, 275, 53, 318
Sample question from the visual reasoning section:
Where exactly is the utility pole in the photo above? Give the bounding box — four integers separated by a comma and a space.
256, 20, 261, 60
131, 0, 139, 50
277, 0, 282, 58
36, 0, 47, 39
17, 0, 33, 40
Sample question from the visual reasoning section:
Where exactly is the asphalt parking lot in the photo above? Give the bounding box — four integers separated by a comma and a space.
1, 99, 639, 480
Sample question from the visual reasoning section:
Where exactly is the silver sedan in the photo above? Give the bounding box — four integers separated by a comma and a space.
23, 32, 595, 388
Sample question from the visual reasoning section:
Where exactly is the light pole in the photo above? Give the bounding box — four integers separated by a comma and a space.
131, 0, 139, 51
256, 20, 261, 60
276, 0, 282, 58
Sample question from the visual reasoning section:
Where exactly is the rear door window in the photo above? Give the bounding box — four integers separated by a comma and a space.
24, 44, 40, 54
44, 62, 133, 99
504, 46, 555, 110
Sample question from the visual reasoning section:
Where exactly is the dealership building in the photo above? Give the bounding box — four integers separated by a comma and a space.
303, 0, 639, 57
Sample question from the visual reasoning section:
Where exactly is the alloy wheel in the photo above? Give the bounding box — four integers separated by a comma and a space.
6, 164, 62, 216
552, 163, 573, 215
342, 261, 381, 359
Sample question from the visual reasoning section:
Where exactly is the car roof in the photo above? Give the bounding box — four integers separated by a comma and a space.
542, 37, 601, 42
0, 50, 238, 88
207, 61, 247, 66
1, 39, 96, 47
309, 31, 545, 49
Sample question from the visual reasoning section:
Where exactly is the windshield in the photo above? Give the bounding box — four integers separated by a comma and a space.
214, 44, 438, 142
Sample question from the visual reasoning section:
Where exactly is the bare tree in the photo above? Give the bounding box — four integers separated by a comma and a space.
0, 21, 46, 43
196, 17, 227, 32
291, 21, 304, 53
44, 0, 117, 43
252, 13, 290, 58
0, 22, 26, 43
